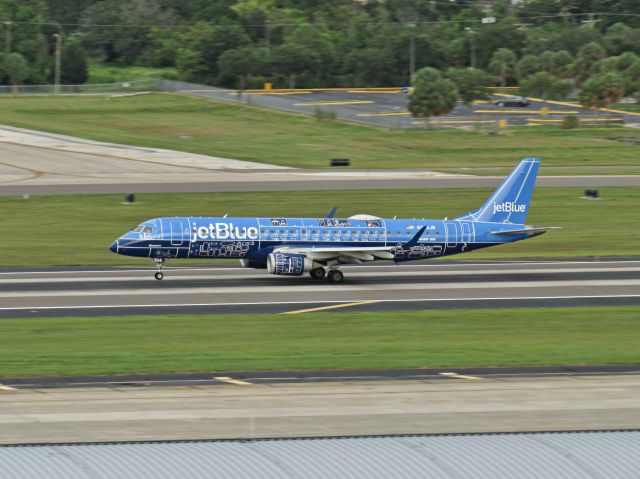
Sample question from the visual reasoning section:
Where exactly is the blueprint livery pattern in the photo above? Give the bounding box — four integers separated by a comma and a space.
110, 158, 548, 281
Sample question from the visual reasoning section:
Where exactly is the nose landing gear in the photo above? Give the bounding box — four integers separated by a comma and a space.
153, 257, 165, 280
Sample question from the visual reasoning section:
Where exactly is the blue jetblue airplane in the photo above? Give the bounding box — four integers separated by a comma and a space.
110, 158, 552, 282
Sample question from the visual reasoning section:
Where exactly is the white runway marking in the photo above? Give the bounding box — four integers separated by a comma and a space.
1, 259, 638, 276
213, 376, 253, 386
1, 279, 638, 298
1, 294, 639, 312
1, 266, 639, 284
439, 372, 482, 380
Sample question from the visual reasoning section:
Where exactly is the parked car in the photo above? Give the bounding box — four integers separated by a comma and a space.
494, 96, 531, 107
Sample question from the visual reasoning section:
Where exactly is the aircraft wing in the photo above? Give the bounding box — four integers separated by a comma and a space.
274, 226, 428, 264
274, 246, 396, 262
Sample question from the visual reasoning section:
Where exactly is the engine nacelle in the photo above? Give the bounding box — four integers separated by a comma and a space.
239, 259, 266, 269
267, 252, 316, 276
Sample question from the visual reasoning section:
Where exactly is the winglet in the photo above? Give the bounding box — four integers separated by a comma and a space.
403, 226, 427, 248
327, 207, 338, 218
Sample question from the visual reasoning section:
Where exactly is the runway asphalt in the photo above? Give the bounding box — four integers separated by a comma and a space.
1, 259, 639, 318
2, 374, 639, 443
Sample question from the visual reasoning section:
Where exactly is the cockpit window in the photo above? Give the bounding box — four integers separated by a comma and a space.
133, 225, 153, 233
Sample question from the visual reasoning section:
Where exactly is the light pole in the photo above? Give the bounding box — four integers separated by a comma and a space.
465, 27, 476, 69
265, 19, 271, 60
409, 23, 416, 82
52, 33, 62, 93
4, 21, 11, 56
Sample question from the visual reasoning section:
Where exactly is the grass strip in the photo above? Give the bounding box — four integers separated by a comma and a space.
1, 187, 638, 266
1, 93, 640, 169
1, 307, 638, 377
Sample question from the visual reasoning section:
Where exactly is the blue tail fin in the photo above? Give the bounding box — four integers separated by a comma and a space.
457, 158, 540, 224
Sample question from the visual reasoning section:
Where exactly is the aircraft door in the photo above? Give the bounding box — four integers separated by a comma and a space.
170, 218, 188, 246
460, 221, 472, 243
445, 222, 458, 247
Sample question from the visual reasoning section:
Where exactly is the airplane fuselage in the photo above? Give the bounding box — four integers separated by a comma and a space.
111, 215, 522, 263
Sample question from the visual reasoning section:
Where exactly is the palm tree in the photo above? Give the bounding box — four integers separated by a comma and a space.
489, 48, 517, 87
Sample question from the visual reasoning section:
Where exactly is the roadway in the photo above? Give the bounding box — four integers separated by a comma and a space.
1, 259, 639, 318
1, 373, 639, 444
177, 84, 640, 129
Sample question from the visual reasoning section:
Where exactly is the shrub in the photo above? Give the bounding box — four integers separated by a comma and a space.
561, 115, 579, 129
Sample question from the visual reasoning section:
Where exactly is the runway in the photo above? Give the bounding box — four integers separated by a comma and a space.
1, 373, 640, 444
2, 259, 639, 318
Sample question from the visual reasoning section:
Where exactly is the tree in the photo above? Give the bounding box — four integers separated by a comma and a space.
594, 52, 640, 96
520, 72, 571, 100
271, 43, 321, 89
5, 52, 29, 91
516, 54, 540, 80
471, 21, 525, 69
344, 47, 398, 87
579, 72, 626, 110
60, 38, 88, 85
604, 22, 640, 56
177, 22, 251, 83
489, 48, 516, 87
549, 50, 573, 78
408, 67, 458, 118
572, 41, 606, 84
446, 67, 493, 104
217, 46, 264, 89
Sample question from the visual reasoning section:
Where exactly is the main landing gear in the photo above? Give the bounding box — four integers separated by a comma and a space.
327, 269, 344, 283
309, 267, 326, 280
153, 257, 165, 280
310, 267, 344, 283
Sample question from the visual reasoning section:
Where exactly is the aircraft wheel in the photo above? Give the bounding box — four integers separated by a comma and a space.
310, 268, 326, 280
327, 269, 344, 283
154, 272, 164, 281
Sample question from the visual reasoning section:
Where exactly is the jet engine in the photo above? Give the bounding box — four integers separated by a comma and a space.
267, 252, 318, 276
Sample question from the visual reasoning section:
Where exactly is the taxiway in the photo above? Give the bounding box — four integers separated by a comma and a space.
1, 373, 639, 444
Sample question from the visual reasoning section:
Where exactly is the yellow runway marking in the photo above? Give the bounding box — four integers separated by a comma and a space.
439, 372, 482, 380
283, 301, 378, 315
357, 112, 410, 117
234, 91, 312, 95
294, 100, 374, 106
214, 376, 253, 386
528, 117, 624, 123
348, 90, 401, 94
413, 119, 496, 124
475, 109, 580, 114
0, 384, 17, 391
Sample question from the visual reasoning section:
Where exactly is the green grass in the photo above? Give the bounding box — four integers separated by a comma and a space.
1, 307, 638, 377
1, 93, 640, 168
1, 187, 638, 267
88, 62, 179, 84
611, 102, 640, 113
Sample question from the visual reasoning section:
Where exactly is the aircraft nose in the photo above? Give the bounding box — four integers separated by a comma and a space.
109, 241, 118, 254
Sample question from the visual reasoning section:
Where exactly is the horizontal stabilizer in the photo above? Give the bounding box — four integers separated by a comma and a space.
491, 226, 561, 237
